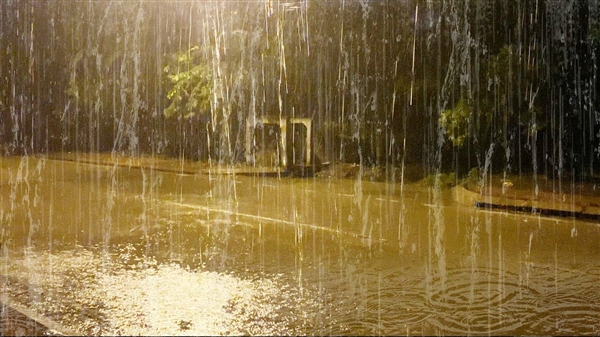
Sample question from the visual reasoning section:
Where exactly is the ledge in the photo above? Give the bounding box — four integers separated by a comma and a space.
453, 185, 600, 221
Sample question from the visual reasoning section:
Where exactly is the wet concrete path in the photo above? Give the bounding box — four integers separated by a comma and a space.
2, 154, 600, 335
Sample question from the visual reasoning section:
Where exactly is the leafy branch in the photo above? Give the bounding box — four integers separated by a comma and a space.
163, 46, 213, 119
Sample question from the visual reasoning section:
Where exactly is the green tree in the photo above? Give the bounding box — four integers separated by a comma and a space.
439, 97, 472, 148
163, 46, 213, 119
440, 43, 547, 174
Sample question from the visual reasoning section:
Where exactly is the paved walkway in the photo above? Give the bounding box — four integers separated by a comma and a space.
4, 153, 599, 335
44, 151, 285, 176
42, 151, 353, 178
45, 152, 600, 220
3, 152, 287, 336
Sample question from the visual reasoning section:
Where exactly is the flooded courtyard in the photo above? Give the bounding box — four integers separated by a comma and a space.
1, 0, 600, 335
1, 155, 600, 335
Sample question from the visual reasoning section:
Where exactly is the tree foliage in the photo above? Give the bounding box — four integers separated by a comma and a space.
163, 46, 213, 119
0, 0, 598, 175
440, 97, 472, 148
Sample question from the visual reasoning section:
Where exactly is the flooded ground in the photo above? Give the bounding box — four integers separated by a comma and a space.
1, 155, 600, 335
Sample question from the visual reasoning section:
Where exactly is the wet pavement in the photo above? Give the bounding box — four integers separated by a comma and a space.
45, 152, 286, 176
2, 153, 600, 335
1, 294, 74, 336
0, 152, 342, 335
48, 151, 600, 221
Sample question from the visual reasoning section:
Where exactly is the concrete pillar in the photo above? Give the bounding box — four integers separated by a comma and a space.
246, 116, 312, 168
279, 118, 287, 168
245, 116, 255, 165
289, 118, 312, 166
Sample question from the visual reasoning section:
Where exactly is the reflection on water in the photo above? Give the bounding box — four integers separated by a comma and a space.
4, 241, 600, 335
2, 246, 321, 336
1, 158, 600, 335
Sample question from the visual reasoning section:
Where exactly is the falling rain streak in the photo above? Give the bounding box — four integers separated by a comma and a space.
1, 0, 600, 335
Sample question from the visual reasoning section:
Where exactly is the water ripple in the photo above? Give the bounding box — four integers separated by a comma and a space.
423, 267, 540, 335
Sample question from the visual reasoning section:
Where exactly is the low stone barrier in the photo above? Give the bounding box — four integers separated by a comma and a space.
452, 185, 600, 221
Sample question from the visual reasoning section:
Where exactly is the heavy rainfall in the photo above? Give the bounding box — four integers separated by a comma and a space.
1, 0, 599, 335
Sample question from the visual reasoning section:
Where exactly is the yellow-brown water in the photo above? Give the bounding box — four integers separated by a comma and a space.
1, 156, 599, 335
